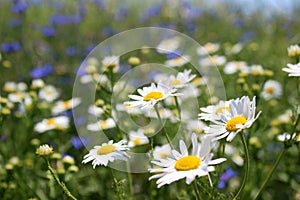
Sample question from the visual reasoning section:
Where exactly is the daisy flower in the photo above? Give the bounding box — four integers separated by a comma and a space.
34, 116, 70, 133
205, 96, 261, 142
124, 82, 180, 109
197, 42, 220, 56
282, 62, 300, 77
199, 100, 230, 121
87, 118, 116, 131
287, 44, 300, 57
102, 55, 119, 72
153, 144, 172, 160
223, 61, 248, 74
82, 140, 129, 168
156, 37, 180, 54
261, 80, 282, 100
52, 98, 81, 115
38, 85, 59, 102
199, 55, 226, 67
149, 133, 226, 188
164, 69, 196, 89
127, 128, 149, 147
164, 55, 190, 67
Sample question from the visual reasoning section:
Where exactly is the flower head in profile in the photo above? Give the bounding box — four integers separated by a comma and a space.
199, 100, 230, 121
82, 140, 129, 168
36, 144, 53, 156
287, 44, 300, 57
149, 133, 226, 188
164, 69, 196, 89
52, 98, 81, 115
282, 62, 300, 77
127, 128, 149, 147
125, 82, 180, 109
34, 116, 70, 133
205, 96, 261, 142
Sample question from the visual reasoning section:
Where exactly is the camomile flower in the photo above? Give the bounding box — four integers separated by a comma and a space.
287, 44, 300, 57
199, 100, 230, 121
34, 116, 70, 133
38, 85, 59, 102
127, 128, 149, 147
164, 69, 196, 89
199, 55, 226, 67
205, 96, 261, 142
282, 62, 300, 77
52, 98, 81, 115
277, 132, 300, 143
164, 55, 191, 67
87, 118, 116, 131
223, 61, 248, 74
82, 140, 129, 168
124, 82, 180, 109
197, 42, 220, 56
261, 80, 282, 100
153, 144, 172, 160
149, 133, 226, 188
31, 79, 45, 89
88, 105, 104, 117
156, 37, 180, 54
3, 81, 17, 93
102, 55, 119, 72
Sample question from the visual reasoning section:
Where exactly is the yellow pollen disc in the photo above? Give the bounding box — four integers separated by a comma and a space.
47, 118, 56, 125
133, 138, 142, 145
63, 101, 71, 109
266, 87, 274, 94
215, 106, 230, 114
159, 153, 169, 158
97, 145, 116, 155
226, 116, 247, 131
175, 155, 201, 171
99, 120, 109, 127
170, 79, 182, 86
143, 91, 164, 101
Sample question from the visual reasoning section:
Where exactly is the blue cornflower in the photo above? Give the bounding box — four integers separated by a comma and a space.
11, 0, 28, 13
65, 46, 77, 56
1, 42, 21, 53
9, 18, 22, 28
70, 136, 90, 149
166, 50, 182, 59
218, 168, 238, 189
41, 26, 56, 37
30, 64, 53, 78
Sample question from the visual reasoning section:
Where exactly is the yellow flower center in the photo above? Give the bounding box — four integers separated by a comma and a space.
159, 153, 169, 158
266, 87, 274, 94
132, 138, 142, 145
143, 91, 164, 101
215, 106, 230, 114
169, 79, 182, 86
47, 118, 56, 125
99, 120, 109, 127
63, 101, 71, 109
97, 144, 116, 155
226, 116, 247, 131
174, 155, 201, 171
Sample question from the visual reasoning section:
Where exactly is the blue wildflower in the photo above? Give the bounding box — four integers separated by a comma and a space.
41, 26, 56, 37
70, 136, 90, 149
1, 41, 21, 53
218, 168, 238, 189
166, 50, 182, 59
65, 46, 78, 56
30, 64, 53, 78
11, 0, 28, 13
9, 18, 22, 28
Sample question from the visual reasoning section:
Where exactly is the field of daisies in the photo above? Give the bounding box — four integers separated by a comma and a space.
1, 1, 300, 200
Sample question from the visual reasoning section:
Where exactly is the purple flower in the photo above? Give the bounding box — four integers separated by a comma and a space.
65, 46, 78, 56
114, 6, 128, 21
50, 15, 82, 25
41, 26, 56, 37
239, 31, 255, 42
30, 64, 53, 78
9, 18, 22, 28
1, 41, 21, 53
218, 168, 238, 189
70, 136, 90, 149
11, 0, 28, 13
166, 50, 182, 59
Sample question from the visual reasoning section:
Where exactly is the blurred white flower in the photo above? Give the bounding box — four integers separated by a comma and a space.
34, 116, 70, 133
39, 85, 59, 102
52, 98, 81, 115
156, 37, 180, 54
261, 80, 282, 100
282, 62, 300, 77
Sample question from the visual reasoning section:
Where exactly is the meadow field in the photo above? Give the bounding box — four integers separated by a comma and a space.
0, 0, 300, 199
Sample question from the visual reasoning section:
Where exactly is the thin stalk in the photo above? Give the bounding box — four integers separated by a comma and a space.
193, 181, 201, 200
233, 133, 249, 200
174, 96, 181, 117
253, 148, 287, 200
126, 161, 134, 198
154, 104, 174, 149
110, 168, 124, 200
45, 159, 77, 200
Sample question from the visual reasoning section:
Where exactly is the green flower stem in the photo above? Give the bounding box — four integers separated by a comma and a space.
154, 104, 174, 149
233, 133, 249, 200
174, 96, 181, 117
253, 148, 287, 200
110, 168, 124, 200
45, 158, 77, 200
193, 181, 201, 200
126, 161, 134, 198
